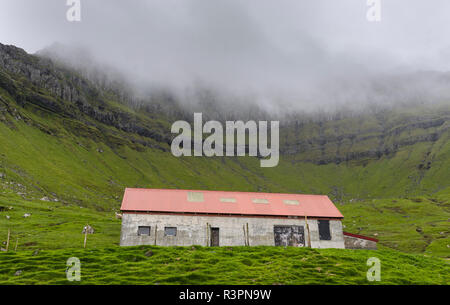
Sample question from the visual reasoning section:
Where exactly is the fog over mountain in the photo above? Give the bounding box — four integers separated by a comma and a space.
1, 0, 450, 115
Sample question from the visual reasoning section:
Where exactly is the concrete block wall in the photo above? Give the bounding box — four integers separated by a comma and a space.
120, 213, 345, 249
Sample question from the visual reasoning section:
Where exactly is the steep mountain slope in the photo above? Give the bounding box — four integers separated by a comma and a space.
0, 43, 449, 257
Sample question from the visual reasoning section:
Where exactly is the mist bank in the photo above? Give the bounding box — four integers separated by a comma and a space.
3, 0, 450, 120
35, 42, 450, 123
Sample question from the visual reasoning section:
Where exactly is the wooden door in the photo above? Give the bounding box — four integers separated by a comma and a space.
210, 228, 219, 246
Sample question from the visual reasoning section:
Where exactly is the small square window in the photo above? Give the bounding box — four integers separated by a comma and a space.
165, 227, 177, 236
138, 226, 151, 236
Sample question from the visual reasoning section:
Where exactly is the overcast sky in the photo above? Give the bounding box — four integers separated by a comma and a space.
1, 0, 450, 112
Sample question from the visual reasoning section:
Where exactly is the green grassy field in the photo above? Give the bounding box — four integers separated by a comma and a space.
0, 246, 448, 285
0, 192, 120, 251
0, 186, 448, 285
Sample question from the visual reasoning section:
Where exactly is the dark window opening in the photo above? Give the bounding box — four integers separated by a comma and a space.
210, 227, 219, 246
318, 220, 331, 240
164, 227, 177, 236
138, 226, 151, 236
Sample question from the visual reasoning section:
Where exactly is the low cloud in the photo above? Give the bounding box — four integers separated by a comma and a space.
2, 0, 450, 114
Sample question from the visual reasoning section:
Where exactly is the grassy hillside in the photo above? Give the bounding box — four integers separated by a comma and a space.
339, 197, 450, 257
1, 88, 449, 209
0, 43, 449, 207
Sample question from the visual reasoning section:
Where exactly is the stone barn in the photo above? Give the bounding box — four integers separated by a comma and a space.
120, 188, 347, 248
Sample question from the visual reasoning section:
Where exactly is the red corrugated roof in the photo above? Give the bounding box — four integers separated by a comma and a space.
120, 188, 344, 218
343, 232, 378, 242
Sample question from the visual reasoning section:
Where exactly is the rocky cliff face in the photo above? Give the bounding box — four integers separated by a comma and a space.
1, 43, 449, 165
0, 43, 85, 104
0, 43, 172, 148
280, 109, 449, 164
